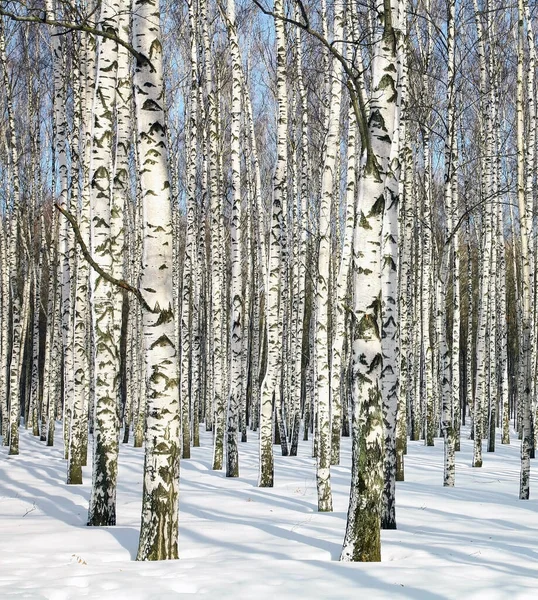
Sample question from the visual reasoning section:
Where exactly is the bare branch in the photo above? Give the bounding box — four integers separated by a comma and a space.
55, 203, 152, 312
0, 7, 147, 66
250, 0, 371, 155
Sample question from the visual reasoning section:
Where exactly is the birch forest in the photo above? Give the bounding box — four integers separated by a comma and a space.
1, 0, 538, 569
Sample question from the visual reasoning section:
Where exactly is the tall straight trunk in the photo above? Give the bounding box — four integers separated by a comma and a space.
113, 7, 131, 448
290, 14, 308, 457
132, 194, 146, 449
277, 181, 289, 458
124, 202, 139, 445
259, 0, 286, 488
518, 0, 532, 500
43, 212, 60, 445
411, 195, 423, 442
191, 205, 203, 447
87, 0, 122, 527
498, 199, 510, 444
442, 0, 457, 487
0, 222, 9, 442
67, 37, 84, 484
199, 0, 225, 470
381, 0, 405, 524
79, 27, 97, 465
288, 87, 299, 447
181, 0, 199, 462
523, 1, 538, 455
472, 0, 489, 468
223, 0, 243, 478
48, 0, 73, 460
29, 221, 43, 438
1, 15, 24, 455
26, 70, 44, 438
133, 0, 180, 561
418, 0, 435, 448
465, 218, 474, 431
243, 80, 265, 437
315, 0, 345, 512
8, 279, 31, 455
486, 21, 500, 454
331, 104, 358, 467
422, 128, 434, 447
341, 0, 401, 563
395, 15, 413, 481
240, 151, 252, 444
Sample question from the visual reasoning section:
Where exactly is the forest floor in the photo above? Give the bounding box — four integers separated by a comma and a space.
1, 424, 537, 599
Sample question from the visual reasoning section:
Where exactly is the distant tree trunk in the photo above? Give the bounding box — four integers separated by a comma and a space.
289, 12, 308, 457
315, 0, 345, 512
441, 0, 457, 487
259, 0, 286, 488
223, 0, 243, 478
517, 0, 532, 500
381, 0, 405, 525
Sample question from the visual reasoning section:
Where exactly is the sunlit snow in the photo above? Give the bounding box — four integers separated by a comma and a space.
1, 426, 537, 598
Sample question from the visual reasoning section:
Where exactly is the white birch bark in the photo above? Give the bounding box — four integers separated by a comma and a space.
397, 124, 412, 478
381, 0, 405, 523
422, 127, 434, 447
331, 103, 357, 467
315, 0, 345, 512
0, 222, 9, 443
87, 0, 122, 526
67, 37, 84, 484
113, 8, 131, 447
258, 0, 286, 487
133, 0, 180, 560
223, 0, 243, 478
517, 0, 532, 500
199, 0, 224, 469
45, 217, 61, 447
441, 0, 457, 487
1, 15, 25, 455
341, 0, 401, 562
472, 0, 492, 469
290, 15, 308, 456
78, 27, 97, 463
523, 1, 538, 455
180, 0, 198, 462
29, 215, 44, 438
498, 198, 510, 444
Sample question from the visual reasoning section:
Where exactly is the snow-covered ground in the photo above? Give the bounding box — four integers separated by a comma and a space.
1, 425, 537, 599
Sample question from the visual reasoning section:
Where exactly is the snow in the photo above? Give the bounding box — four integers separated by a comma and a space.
1, 426, 537, 599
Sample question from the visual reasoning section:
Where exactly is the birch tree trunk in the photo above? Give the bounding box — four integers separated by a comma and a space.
0, 221, 9, 443
381, 0, 405, 524
258, 0, 286, 488
472, 0, 489, 468
181, 0, 198, 462
87, 0, 122, 526
315, 0, 346, 512
517, 0, 532, 500
341, 0, 401, 562
223, 0, 243, 478
331, 103, 358, 467
290, 14, 309, 456
133, 0, 180, 560
442, 0, 457, 487
67, 37, 84, 484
